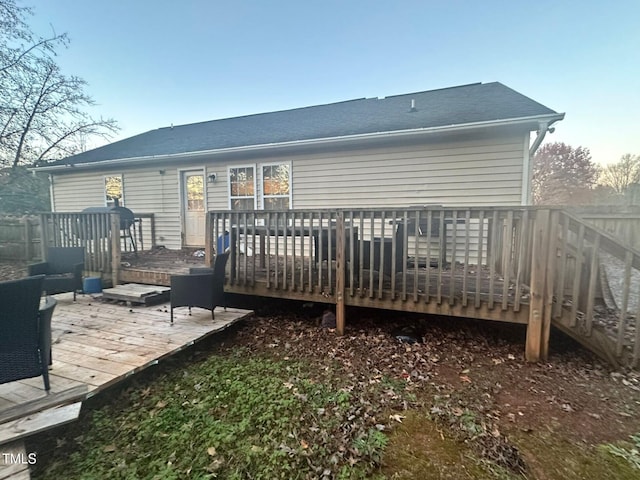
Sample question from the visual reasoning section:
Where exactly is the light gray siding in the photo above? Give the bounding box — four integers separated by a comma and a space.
50, 129, 529, 249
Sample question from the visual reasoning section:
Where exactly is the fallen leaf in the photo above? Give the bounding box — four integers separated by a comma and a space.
300, 439, 309, 449
207, 447, 217, 456
389, 414, 406, 423
156, 400, 167, 409
103, 444, 116, 453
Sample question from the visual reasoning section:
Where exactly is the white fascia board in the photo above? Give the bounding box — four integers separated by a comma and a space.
33, 112, 565, 173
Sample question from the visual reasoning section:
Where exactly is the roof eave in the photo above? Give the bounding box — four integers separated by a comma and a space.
33, 112, 565, 173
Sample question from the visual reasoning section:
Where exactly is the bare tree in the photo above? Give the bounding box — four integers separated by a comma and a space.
532, 142, 600, 205
0, 0, 118, 168
599, 154, 640, 195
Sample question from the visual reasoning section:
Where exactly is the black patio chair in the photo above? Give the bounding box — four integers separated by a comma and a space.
28, 247, 85, 301
170, 251, 229, 324
0, 275, 53, 391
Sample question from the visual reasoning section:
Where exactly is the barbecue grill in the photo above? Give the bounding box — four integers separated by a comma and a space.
81, 203, 138, 253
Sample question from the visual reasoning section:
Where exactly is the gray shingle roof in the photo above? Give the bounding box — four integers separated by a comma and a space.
61, 82, 559, 165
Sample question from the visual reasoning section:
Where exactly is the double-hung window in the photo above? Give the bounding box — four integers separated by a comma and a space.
262, 163, 291, 210
229, 166, 256, 210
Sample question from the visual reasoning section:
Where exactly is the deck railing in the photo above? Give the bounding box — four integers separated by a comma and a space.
39, 212, 156, 279
550, 210, 640, 366
207, 207, 640, 365
208, 207, 538, 320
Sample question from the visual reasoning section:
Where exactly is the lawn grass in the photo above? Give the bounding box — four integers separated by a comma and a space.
27, 314, 640, 479
32, 348, 395, 479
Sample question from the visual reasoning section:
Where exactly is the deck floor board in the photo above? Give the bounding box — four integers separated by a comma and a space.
0, 290, 253, 449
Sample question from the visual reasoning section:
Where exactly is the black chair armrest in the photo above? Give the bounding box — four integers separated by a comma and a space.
28, 262, 50, 276
38, 297, 57, 366
73, 262, 85, 276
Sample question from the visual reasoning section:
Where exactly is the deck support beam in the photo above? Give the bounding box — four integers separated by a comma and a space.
526, 209, 551, 361
335, 212, 346, 335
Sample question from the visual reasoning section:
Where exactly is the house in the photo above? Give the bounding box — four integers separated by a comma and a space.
35, 82, 564, 249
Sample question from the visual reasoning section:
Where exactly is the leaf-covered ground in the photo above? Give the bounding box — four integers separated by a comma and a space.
3, 260, 639, 478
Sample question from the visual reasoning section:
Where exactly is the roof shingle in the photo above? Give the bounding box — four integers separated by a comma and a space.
61, 82, 559, 165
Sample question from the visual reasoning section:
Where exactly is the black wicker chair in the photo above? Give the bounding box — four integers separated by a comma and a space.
0, 275, 54, 391
28, 247, 85, 301
170, 251, 229, 324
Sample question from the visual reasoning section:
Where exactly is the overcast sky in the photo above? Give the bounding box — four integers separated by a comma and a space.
27, 0, 640, 165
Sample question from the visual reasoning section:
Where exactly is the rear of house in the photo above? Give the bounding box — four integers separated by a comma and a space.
38, 82, 564, 249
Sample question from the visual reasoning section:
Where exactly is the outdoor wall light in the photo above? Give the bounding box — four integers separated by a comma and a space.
208, 173, 217, 183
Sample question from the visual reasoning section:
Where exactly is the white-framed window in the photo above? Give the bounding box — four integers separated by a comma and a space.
228, 165, 257, 210
104, 175, 123, 206
261, 162, 291, 210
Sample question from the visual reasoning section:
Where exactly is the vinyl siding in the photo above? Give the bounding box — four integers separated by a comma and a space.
50, 129, 529, 249
292, 132, 526, 208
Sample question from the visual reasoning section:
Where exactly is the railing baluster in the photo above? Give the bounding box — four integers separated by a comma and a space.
369, 210, 375, 299
514, 210, 529, 312
413, 209, 420, 303
328, 211, 333, 294
449, 209, 457, 306
390, 211, 397, 300
584, 233, 601, 336
401, 211, 408, 302
475, 210, 485, 309
634, 283, 640, 367
462, 210, 471, 307
266, 212, 271, 289
502, 210, 514, 311
570, 223, 585, 327
251, 213, 256, 286
424, 210, 432, 304
349, 210, 355, 297
298, 212, 304, 291
317, 211, 323, 293
488, 210, 498, 309
554, 215, 570, 319
359, 211, 365, 298
242, 212, 248, 287
283, 211, 288, 291
616, 251, 633, 357
378, 210, 386, 300
437, 210, 444, 304
268, 211, 280, 290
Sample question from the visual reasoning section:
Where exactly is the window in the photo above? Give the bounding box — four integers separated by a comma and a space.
105, 175, 123, 206
262, 163, 291, 210
229, 166, 256, 210
186, 173, 204, 211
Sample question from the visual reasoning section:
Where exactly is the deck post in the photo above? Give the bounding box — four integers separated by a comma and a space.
39, 214, 50, 260
526, 208, 551, 361
335, 211, 346, 335
204, 212, 213, 267
111, 213, 121, 286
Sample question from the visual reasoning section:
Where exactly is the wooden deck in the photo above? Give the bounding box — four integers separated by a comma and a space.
0, 291, 252, 479
30, 206, 640, 368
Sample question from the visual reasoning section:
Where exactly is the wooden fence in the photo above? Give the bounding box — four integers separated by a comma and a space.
0, 216, 41, 261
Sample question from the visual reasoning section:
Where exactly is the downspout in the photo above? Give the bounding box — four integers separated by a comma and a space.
529, 121, 550, 157
529, 115, 563, 157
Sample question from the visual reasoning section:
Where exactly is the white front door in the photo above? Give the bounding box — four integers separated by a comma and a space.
181, 170, 205, 246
